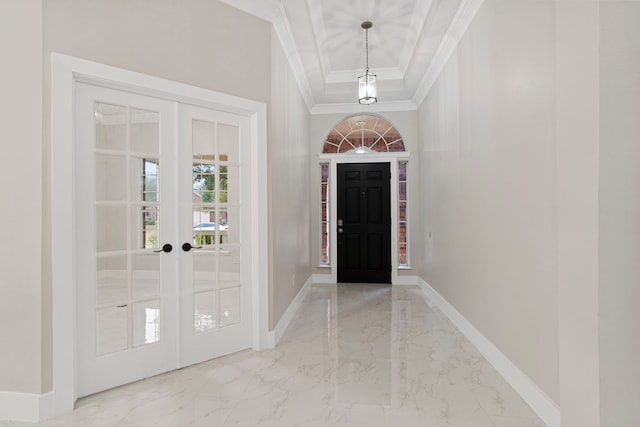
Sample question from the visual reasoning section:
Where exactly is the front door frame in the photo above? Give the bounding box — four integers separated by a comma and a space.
319, 152, 409, 285
51, 53, 269, 416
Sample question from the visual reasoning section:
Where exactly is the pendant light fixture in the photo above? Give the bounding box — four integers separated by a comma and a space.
358, 21, 377, 105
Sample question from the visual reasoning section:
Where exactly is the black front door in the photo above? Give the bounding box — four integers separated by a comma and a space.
337, 162, 391, 283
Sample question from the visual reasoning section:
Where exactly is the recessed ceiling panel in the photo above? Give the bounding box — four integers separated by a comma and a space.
221, 0, 480, 110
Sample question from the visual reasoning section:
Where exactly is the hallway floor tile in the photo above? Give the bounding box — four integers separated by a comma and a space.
2, 283, 547, 427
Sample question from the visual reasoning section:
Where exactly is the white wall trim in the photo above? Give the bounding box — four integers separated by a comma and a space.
412, 0, 485, 106
252, 103, 271, 352
312, 274, 333, 284
269, 276, 314, 347
310, 100, 417, 116
418, 279, 561, 427
0, 391, 56, 423
219, 0, 316, 112
50, 53, 269, 421
392, 275, 419, 286
0, 391, 40, 423
270, 3, 316, 112
327, 157, 401, 285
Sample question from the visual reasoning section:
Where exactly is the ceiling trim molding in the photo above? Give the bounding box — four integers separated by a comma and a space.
310, 100, 417, 116
306, 0, 332, 81
397, 0, 435, 76
412, 0, 486, 107
326, 67, 404, 84
221, 0, 317, 111
270, 3, 317, 111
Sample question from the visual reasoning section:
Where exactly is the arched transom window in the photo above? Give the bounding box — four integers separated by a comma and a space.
322, 115, 405, 154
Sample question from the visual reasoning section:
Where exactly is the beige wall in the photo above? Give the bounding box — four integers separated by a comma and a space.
598, 3, 640, 426
309, 111, 420, 278
11, 0, 309, 395
268, 29, 312, 328
418, 2, 640, 423
0, 0, 43, 394
418, 0, 559, 402
556, 3, 600, 425
43, 0, 271, 104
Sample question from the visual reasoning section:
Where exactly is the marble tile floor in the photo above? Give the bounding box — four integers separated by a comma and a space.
2, 283, 547, 427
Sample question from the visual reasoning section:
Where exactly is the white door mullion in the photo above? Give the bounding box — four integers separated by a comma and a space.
125, 105, 133, 351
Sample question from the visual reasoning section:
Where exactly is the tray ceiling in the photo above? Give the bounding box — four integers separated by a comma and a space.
220, 0, 483, 113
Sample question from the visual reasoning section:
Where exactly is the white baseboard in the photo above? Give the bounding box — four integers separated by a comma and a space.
271, 276, 313, 346
312, 274, 419, 286
312, 273, 332, 284
0, 390, 56, 423
393, 274, 419, 285
418, 279, 561, 427
0, 391, 40, 422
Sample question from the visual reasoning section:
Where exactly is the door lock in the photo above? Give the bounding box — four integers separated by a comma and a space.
182, 242, 203, 252
154, 243, 173, 253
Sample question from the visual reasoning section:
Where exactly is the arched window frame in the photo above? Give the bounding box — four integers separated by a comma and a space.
318, 115, 410, 282
322, 115, 406, 154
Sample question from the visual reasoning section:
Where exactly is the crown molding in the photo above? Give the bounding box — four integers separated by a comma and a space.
397, 0, 435, 76
221, 0, 317, 111
310, 99, 417, 115
306, 0, 332, 82
412, 0, 486, 106
270, 3, 317, 111
325, 67, 404, 84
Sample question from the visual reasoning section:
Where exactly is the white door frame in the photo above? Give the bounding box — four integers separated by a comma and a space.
50, 53, 269, 416
318, 153, 410, 285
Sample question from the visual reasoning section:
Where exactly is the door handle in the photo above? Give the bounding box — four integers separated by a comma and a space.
154, 243, 173, 253
182, 242, 203, 252
338, 227, 344, 234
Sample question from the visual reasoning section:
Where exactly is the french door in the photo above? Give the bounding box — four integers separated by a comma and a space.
75, 83, 251, 397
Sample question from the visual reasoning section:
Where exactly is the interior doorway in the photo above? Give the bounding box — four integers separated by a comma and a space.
337, 162, 391, 283
74, 82, 253, 397
50, 54, 269, 417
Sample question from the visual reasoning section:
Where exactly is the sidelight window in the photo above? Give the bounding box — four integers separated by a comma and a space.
319, 163, 330, 266
398, 161, 409, 267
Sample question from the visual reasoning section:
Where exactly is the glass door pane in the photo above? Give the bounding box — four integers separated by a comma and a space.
179, 105, 251, 367
93, 103, 163, 355
190, 120, 242, 333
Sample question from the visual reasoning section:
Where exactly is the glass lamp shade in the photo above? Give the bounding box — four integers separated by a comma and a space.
358, 71, 377, 105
